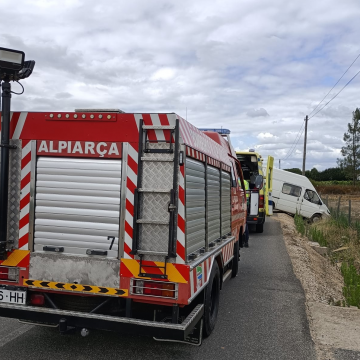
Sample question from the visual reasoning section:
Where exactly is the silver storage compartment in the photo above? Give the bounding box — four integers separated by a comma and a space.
206, 165, 220, 243
33, 157, 121, 258
221, 170, 231, 235
185, 158, 205, 256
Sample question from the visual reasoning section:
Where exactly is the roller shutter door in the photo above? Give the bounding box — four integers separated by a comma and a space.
221, 171, 231, 235
34, 157, 121, 258
185, 158, 205, 256
206, 165, 220, 243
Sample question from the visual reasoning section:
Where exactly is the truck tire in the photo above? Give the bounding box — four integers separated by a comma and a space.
311, 214, 321, 223
256, 223, 264, 233
203, 261, 220, 337
231, 240, 240, 278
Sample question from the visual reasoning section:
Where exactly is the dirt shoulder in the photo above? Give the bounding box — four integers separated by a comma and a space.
272, 213, 360, 360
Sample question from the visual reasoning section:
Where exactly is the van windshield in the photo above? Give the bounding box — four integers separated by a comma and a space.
304, 189, 321, 205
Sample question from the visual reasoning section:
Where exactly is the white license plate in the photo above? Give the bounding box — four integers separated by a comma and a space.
0, 289, 26, 305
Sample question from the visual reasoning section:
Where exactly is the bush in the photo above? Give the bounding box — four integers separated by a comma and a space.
294, 212, 305, 236
316, 185, 360, 195
341, 261, 360, 308
309, 227, 327, 247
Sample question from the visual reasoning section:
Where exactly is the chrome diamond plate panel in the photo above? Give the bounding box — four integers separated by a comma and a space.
139, 223, 169, 252
142, 162, 173, 190
140, 193, 170, 222
0, 140, 22, 249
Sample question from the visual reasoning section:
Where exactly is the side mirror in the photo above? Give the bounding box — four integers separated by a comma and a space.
254, 175, 263, 189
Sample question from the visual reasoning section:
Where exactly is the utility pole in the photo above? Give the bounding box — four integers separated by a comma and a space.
302, 115, 308, 176
279, 159, 281, 169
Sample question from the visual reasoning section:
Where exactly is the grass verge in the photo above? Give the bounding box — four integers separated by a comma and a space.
294, 211, 360, 308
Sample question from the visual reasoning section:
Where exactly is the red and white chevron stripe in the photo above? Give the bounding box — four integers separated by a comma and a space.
222, 240, 235, 265
177, 164, 185, 263
190, 256, 213, 297
207, 156, 221, 168
186, 146, 206, 162
124, 142, 138, 259
19, 140, 31, 250
221, 163, 231, 173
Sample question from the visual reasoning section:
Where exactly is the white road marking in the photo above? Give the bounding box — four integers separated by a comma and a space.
0, 323, 33, 347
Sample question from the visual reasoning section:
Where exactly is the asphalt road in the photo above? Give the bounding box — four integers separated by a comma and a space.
0, 219, 317, 360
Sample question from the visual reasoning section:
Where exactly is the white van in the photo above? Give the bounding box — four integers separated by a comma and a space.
272, 169, 330, 221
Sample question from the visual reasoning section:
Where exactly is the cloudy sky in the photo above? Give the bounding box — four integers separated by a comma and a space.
1, 0, 359, 170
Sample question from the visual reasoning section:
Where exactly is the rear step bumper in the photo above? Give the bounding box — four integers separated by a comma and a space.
0, 303, 203, 340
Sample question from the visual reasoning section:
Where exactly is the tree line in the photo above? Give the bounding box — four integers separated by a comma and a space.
284, 167, 349, 182
285, 108, 360, 184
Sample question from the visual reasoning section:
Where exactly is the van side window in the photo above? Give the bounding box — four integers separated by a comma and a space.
304, 190, 321, 204
282, 183, 301, 197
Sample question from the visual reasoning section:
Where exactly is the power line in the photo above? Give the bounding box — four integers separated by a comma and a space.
309, 52, 360, 117
283, 127, 305, 161
281, 51, 360, 165
282, 122, 305, 161
309, 69, 360, 120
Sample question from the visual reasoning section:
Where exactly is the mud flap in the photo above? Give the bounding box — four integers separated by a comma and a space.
153, 318, 203, 346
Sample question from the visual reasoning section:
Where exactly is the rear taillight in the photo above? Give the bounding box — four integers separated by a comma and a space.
144, 282, 162, 296
0, 267, 8, 280
0, 266, 18, 281
259, 195, 264, 208
30, 293, 45, 306
132, 280, 176, 298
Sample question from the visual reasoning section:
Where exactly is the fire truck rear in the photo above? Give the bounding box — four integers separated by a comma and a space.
0, 110, 246, 344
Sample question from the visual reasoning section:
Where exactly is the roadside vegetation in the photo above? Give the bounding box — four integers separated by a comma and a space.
294, 209, 360, 308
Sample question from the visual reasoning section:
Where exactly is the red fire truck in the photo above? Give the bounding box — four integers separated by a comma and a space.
0, 109, 246, 344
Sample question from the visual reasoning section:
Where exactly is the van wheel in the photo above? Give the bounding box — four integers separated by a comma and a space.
203, 261, 220, 337
311, 214, 321, 223
231, 240, 240, 278
256, 223, 264, 233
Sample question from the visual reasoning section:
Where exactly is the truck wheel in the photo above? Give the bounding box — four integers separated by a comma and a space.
256, 223, 264, 233
203, 261, 220, 337
311, 214, 321, 223
231, 240, 240, 278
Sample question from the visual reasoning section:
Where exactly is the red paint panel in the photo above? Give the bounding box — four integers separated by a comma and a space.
9, 112, 20, 139
20, 193, 30, 210
127, 155, 138, 175
36, 140, 122, 159
176, 240, 185, 261
21, 113, 140, 143
180, 164, 185, 177
177, 283, 190, 304
193, 269, 197, 293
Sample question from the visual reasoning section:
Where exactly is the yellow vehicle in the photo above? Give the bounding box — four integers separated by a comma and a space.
236, 150, 274, 233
